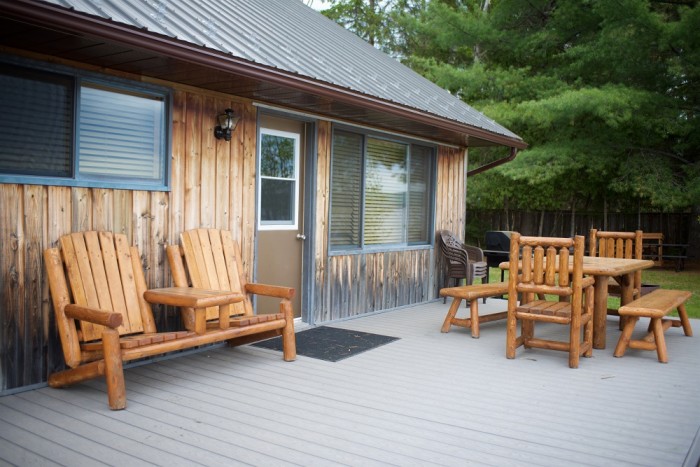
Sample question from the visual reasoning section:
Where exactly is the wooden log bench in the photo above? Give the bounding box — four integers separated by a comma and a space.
440, 282, 509, 338
45, 231, 296, 410
614, 289, 693, 363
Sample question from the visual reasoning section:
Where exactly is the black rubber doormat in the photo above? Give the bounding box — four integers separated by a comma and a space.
253, 326, 399, 362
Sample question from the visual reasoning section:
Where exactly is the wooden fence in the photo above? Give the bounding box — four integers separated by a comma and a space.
466, 210, 696, 260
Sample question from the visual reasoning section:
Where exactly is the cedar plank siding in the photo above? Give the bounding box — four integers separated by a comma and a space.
0, 68, 259, 389
433, 146, 468, 296
0, 59, 468, 390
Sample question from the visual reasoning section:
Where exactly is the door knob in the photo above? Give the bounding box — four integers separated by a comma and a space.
296, 233, 306, 240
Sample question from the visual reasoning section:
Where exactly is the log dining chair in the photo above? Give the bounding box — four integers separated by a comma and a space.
438, 230, 488, 304
588, 229, 644, 299
506, 233, 595, 368
589, 229, 644, 327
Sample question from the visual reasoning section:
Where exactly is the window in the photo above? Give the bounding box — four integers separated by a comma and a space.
0, 59, 169, 190
330, 129, 434, 250
258, 129, 300, 230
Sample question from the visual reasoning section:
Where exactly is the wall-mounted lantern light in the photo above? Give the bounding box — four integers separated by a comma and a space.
214, 108, 239, 141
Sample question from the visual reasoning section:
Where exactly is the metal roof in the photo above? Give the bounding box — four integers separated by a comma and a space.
3, 0, 524, 147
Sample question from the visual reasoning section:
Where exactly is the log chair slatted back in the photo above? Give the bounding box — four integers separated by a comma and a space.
177, 229, 252, 320
513, 235, 581, 308
589, 229, 643, 292
56, 231, 154, 342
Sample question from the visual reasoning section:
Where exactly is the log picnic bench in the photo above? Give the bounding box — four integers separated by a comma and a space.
614, 288, 693, 363
45, 231, 296, 410
440, 282, 509, 338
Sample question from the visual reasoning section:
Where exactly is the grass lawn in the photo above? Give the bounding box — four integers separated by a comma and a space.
620, 266, 700, 318
490, 263, 700, 318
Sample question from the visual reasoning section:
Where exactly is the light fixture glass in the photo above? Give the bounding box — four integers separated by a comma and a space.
214, 108, 239, 141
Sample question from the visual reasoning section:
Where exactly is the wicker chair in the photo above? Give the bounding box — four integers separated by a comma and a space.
438, 230, 488, 304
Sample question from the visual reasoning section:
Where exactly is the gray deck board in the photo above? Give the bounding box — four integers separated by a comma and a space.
0, 436, 61, 466
1, 299, 699, 466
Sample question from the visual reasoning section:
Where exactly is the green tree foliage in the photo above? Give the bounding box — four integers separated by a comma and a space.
319, 0, 700, 213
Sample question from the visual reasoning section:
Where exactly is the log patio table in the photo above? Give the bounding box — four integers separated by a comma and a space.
501, 256, 655, 349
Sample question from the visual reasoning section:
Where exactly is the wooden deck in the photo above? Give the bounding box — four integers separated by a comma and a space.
1, 299, 699, 466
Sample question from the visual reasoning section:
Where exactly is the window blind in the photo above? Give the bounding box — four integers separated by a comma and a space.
0, 65, 73, 176
330, 131, 363, 248
408, 145, 432, 243
78, 85, 163, 181
364, 138, 407, 245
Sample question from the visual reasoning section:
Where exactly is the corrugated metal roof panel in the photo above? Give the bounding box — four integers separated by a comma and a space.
42, 0, 521, 142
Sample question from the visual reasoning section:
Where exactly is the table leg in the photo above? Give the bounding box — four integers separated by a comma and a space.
593, 275, 609, 349
618, 273, 634, 332
619, 273, 634, 305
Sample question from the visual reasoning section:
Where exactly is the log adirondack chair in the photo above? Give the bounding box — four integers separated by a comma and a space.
506, 234, 594, 368
166, 228, 296, 358
44, 231, 291, 410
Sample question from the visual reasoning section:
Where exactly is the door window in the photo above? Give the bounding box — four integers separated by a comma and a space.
258, 129, 300, 230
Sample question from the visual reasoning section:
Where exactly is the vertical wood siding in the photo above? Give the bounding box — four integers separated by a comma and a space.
0, 84, 258, 391
0, 60, 470, 390
312, 138, 467, 324
433, 146, 468, 297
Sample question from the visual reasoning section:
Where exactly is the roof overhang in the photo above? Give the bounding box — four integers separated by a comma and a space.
0, 0, 527, 149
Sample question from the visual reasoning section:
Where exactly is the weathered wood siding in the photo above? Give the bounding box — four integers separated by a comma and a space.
312, 133, 467, 323
435, 146, 467, 239
434, 145, 468, 297
0, 54, 471, 390
0, 73, 259, 390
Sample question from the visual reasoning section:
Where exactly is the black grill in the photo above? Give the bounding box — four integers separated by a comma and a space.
483, 231, 513, 283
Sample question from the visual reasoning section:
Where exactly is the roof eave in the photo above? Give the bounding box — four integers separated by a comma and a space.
1, 0, 527, 149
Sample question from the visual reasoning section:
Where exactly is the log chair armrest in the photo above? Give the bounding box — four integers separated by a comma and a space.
245, 283, 295, 300
64, 304, 123, 329
582, 276, 595, 288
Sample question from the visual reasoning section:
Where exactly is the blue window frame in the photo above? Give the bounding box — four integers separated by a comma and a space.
0, 57, 170, 191
329, 128, 435, 252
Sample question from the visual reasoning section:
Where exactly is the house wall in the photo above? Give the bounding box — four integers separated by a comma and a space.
0, 53, 469, 391
434, 145, 469, 293
312, 123, 467, 323
0, 57, 260, 389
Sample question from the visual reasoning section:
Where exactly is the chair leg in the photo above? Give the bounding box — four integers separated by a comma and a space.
443, 276, 454, 304
583, 318, 594, 358
506, 312, 518, 359
443, 275, 448, 304
583, 291, 594, 358
102, 328, 126, 410
522, 320, 534, 347
280, 299, 297, 362
569, 316, 581, 369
